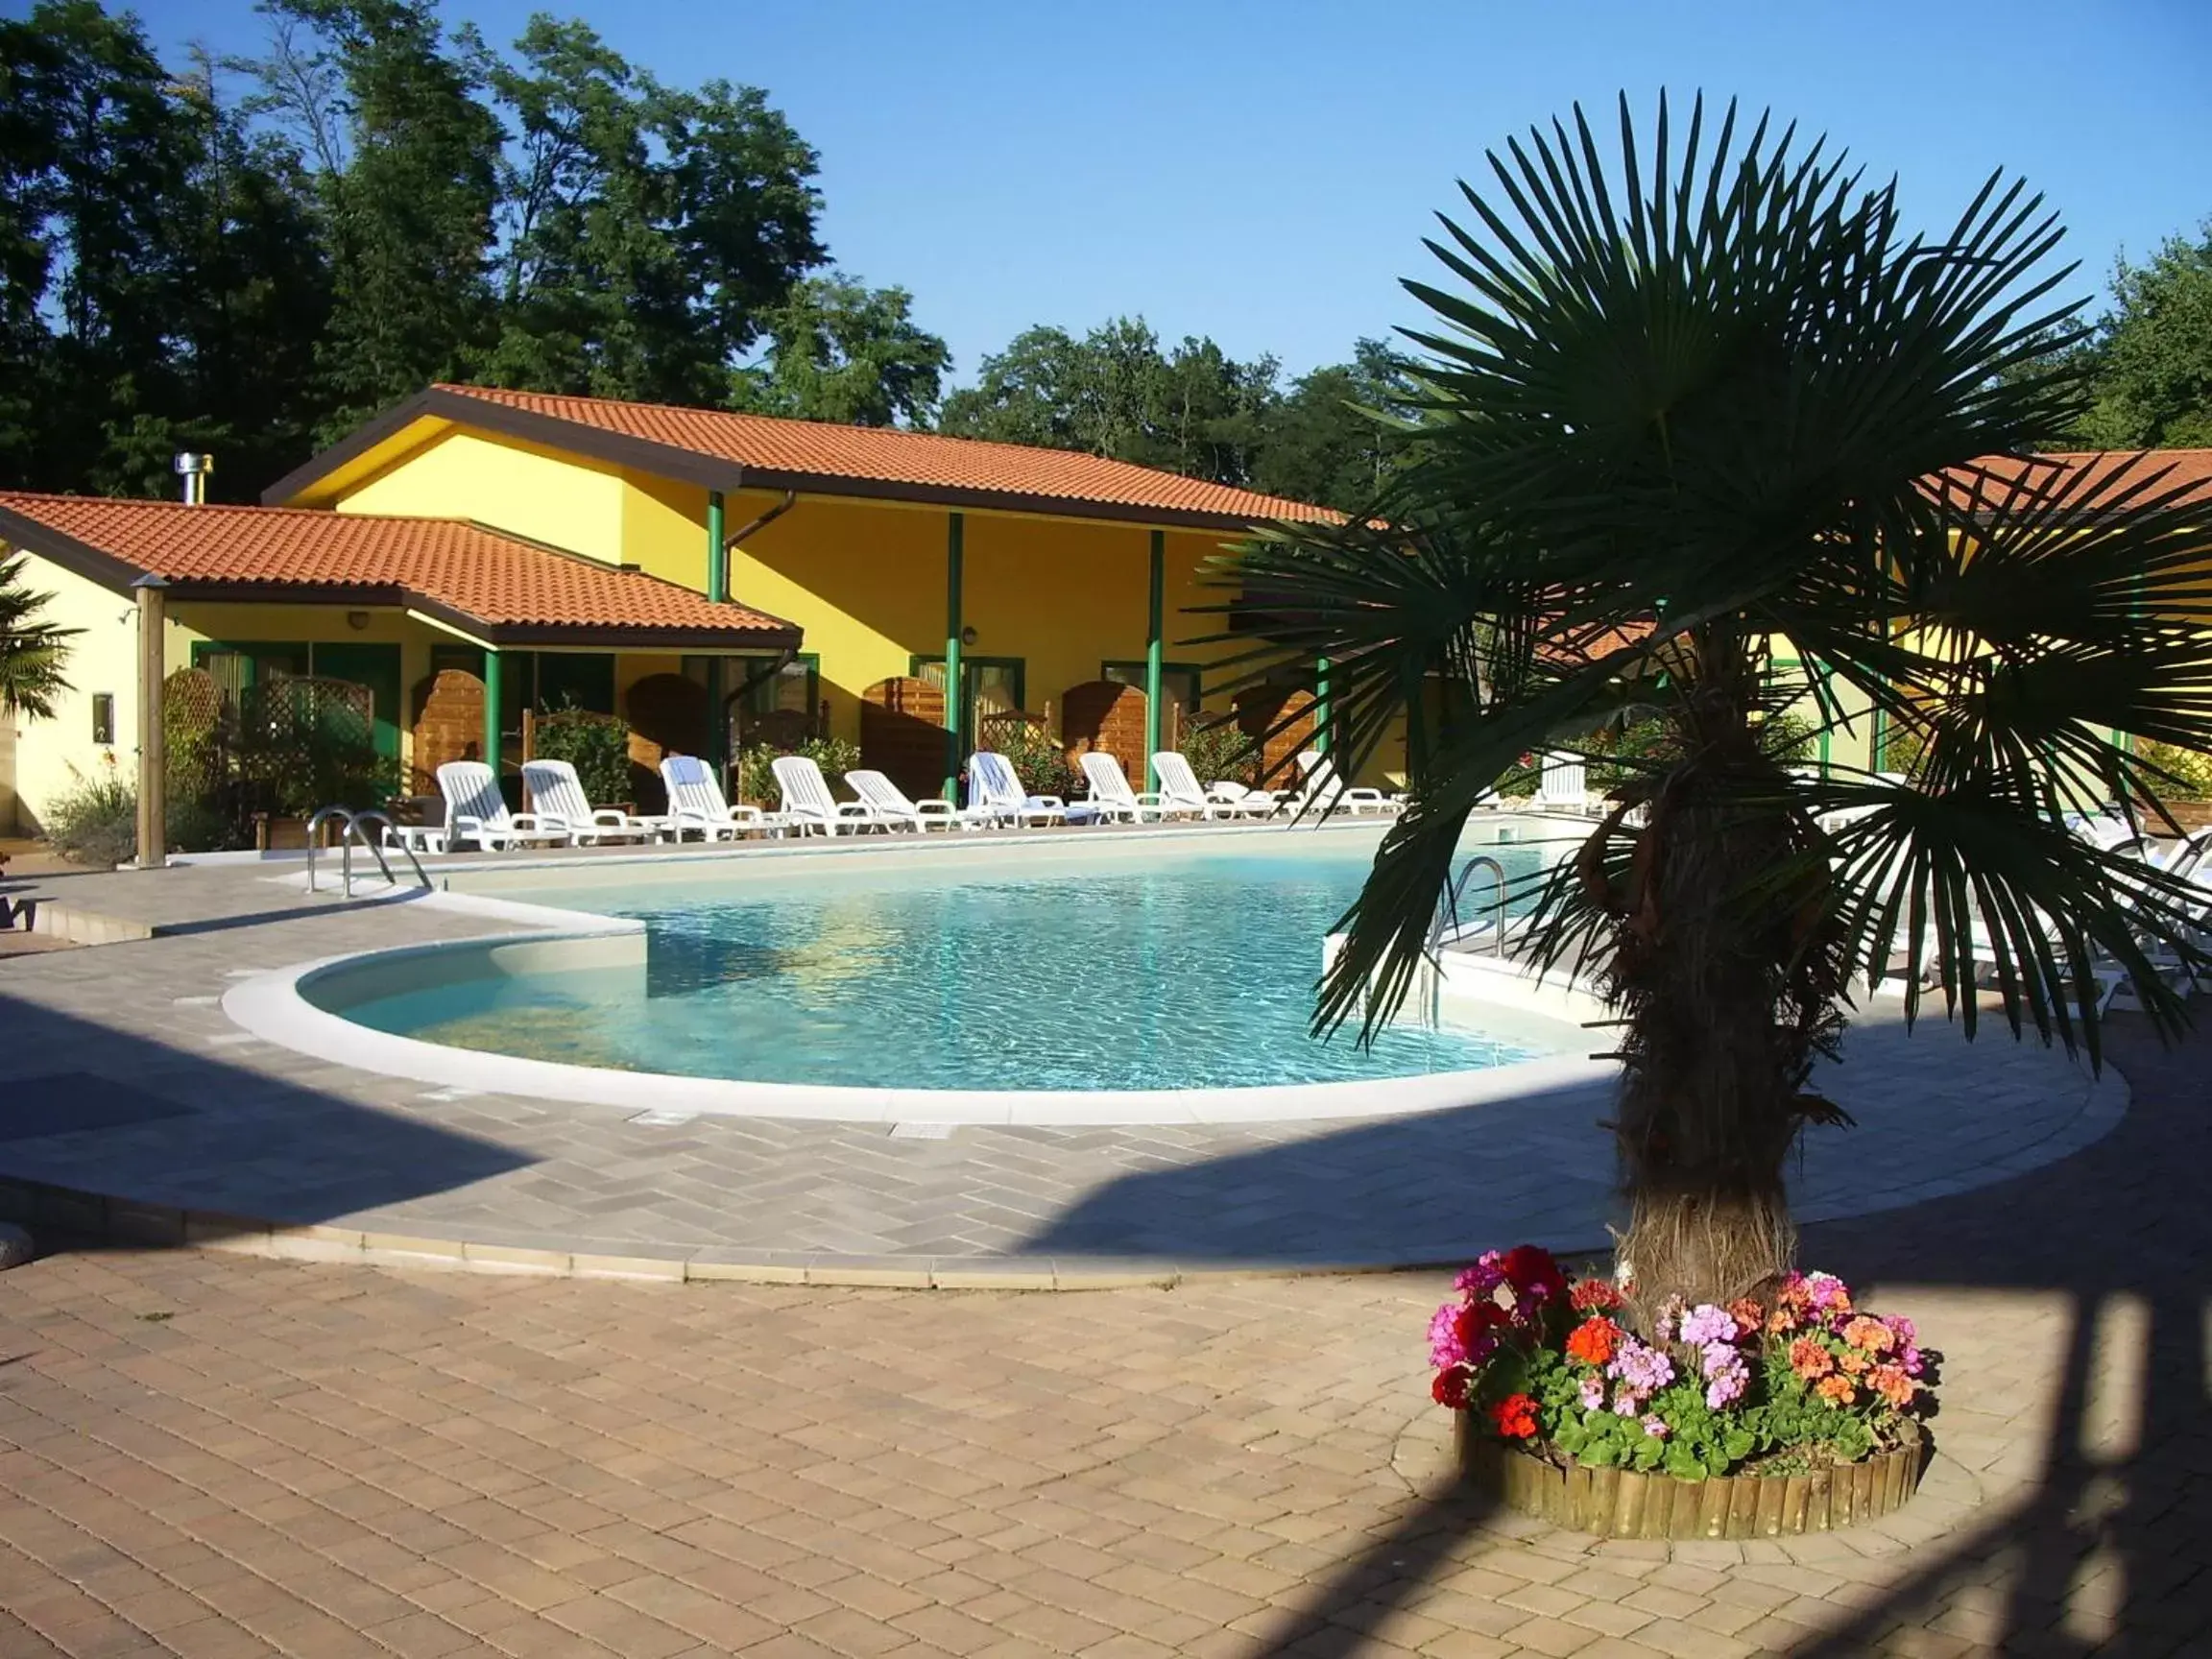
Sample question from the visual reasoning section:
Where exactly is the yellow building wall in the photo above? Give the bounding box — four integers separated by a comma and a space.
2, 550, 140, 834
299, 421, 1385, 778
334, 427, 629, 565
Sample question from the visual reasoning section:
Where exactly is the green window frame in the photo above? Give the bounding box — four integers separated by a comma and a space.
1101, 659, 1202, 714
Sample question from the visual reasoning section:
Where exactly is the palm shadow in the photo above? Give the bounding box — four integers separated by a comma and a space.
1220, 1013, 2209, 1654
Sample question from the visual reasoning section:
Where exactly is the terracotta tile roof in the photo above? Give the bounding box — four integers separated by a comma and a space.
0, 493, 798, 645
429, 383, 1341, 527
1936, 449, 2212, 512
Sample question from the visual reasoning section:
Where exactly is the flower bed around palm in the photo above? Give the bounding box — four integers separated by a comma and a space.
1431, 1246, 1933, 1533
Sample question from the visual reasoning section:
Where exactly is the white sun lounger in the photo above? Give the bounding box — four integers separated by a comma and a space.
1533, 751, 1589, 813
772, 755, 878, 836
1293, 750, 1399, 816
845, 769, 968, 831
1077, 752, 1167, 823
435, 760, 574, 852
1151, 751, 1271, 819
659, 755, 777, 841
520, 758, 663, 845
969, 751, 1070, 827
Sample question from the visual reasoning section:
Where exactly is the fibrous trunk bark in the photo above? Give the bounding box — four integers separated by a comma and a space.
1600, 698, 1838, 1318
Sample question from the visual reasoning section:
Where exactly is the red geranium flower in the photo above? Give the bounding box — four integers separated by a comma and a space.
1499, 1245, 1566, 1301
1564, 1315, 1622, 1368
1487, 1392, 1540, 1439
1431, 1369, 1470, 1409
1570, 1279, 1623, 1312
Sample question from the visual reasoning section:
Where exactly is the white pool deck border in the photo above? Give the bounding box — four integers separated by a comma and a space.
218, 814, 1618, 1127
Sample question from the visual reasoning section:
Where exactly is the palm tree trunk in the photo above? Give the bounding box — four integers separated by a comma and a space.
1608, 716, 1821, 1316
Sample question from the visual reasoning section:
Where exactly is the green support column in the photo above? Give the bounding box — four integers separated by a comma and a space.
1143, 530, 1165, 789
705, 491, 728, 771
706, 490, 727, 603
1315, 655, 1333, 758
943, 512, 964, 801
482, 648, 502, 783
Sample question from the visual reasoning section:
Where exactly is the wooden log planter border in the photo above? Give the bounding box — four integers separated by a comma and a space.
1455, 1413, 1924, 1538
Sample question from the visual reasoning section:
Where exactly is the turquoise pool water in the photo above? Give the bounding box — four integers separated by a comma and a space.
338, 837, 1551, 1092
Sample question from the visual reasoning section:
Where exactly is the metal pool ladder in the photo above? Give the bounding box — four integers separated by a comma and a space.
304, 806, 432, 899
1406, 854, 1512, 1028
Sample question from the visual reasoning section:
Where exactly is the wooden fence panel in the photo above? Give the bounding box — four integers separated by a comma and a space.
861, 677, 949, 800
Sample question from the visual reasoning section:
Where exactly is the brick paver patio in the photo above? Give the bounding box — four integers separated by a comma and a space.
0, 857, 2124, 1279
0, 1014, 2204, 1656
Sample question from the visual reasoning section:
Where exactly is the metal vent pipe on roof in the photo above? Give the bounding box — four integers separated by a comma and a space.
172, 452, 214, 505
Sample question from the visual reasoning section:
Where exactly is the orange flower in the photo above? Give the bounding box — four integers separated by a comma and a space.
1727, 1298, 1764, 1336
1767, 1308, 1798, 1335
1842, 1316, 1895, 1355
1838, 1350, 1871, 1378
1564, 1315, 1622, 1368
1868, 1364, 1916, 1408
1789, 1337, 1834, 1380
1816, 1374, 1857, 1407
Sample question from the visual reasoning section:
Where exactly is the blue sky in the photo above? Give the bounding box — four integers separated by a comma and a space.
107, 0, 2212, 384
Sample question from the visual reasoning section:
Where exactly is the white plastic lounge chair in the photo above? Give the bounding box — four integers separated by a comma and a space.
1533, 752, 1589, 813
968, 750, 1069, 827
1296, 750, 1398, 816
435, 760, 573, 852
771, 755, 878, 836
1149, 751, 1268, 819
1078, 752, 1167, 823
659, 755, 776, 841
520, 759, 662, 845
845, 769, 966, 831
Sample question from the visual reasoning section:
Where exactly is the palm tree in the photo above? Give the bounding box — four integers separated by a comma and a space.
0, 555, 76, 718
1227, 96, 2212, 1315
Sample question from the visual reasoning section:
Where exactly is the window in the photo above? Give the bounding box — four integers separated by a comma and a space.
90, 693, 114, 746
1102, 661, 1201, 715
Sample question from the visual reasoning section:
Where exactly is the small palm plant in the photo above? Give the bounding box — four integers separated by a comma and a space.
1226, 97, 2212, 1313
0, 554, 76, 718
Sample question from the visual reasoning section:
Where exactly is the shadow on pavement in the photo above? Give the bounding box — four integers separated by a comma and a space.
0, 991, 532, 1238
1236, 1012, 2208, 1654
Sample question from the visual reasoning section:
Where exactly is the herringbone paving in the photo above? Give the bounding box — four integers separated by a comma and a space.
0, 862, 2120, 1272
0, 1013, 2203, 1657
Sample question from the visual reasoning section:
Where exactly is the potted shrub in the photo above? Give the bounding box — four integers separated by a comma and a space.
534, 702, 636, 810
1431, 1245, 1931, 1536
737, 735, 861, 808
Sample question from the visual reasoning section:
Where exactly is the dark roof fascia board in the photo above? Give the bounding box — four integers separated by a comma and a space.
0, 504, 151, 591
277, 385, 1306, 534
165, 580, 799, 650
258, 390, 447, 505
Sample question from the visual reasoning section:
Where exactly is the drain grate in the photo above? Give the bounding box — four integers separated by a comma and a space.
629, 1109, 697, 1127
888, 1121, 955, 1140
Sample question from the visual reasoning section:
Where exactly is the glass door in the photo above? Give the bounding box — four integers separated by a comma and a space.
914, 656, 1025, 752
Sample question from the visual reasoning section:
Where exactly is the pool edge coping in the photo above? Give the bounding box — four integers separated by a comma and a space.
223, 881, 1620, 1126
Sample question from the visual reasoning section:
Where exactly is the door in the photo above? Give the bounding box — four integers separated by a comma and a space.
310, 643, 404, 764
914, 656, 1025, 754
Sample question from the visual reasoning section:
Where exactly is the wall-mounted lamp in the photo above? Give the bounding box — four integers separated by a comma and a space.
347, 611, 371, 631
960, 625, 978, 646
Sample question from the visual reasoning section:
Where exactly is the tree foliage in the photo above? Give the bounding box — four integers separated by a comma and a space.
0, 0, 937, 498
1222, 94, 2212, 1310
0, 553, 75, 718
939, 317, 1410, 509
2077, 225, 2212, 448
733, 276, 950, 426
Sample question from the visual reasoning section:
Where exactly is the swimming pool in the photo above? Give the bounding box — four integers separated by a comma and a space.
325, 829, 1556, 1093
